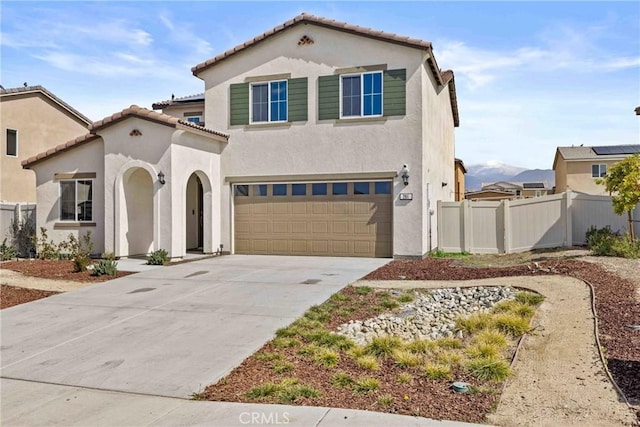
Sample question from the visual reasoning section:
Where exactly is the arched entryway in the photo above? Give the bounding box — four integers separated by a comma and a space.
123, 168, 154, 256
186, 173, 204, 251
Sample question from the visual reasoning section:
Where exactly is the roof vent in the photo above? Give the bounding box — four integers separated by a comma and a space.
298, 35, 314, 45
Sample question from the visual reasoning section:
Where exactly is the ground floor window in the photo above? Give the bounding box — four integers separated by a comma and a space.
60, 180, 93, 221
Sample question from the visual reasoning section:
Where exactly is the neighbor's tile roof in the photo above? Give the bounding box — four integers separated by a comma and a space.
152, 92, 205, 110
22, 105, 229, 168
191, 13, 433, 75
0, 85, 92, 125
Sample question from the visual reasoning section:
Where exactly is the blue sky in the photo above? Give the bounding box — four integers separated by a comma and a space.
2, 1, 639, 169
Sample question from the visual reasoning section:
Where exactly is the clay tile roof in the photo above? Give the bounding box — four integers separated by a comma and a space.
0, 85, 92, 125
23, 105, 228, 168
152, 93, 205, 110
191, 12, 433, 75
22, 133, 100, 168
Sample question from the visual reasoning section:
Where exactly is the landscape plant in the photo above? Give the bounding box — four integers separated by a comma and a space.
92, 253, 118, 276
0, 238, 17, 261
10, 215, 35, 257
595, 153, 640, 241
147, 249, 169, 265
62, 232, 93, 272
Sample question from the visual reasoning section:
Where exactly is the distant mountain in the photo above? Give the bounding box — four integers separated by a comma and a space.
464, 162, 554, 191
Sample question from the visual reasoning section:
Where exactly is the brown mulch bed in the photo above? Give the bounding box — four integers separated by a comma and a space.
1, 284, 60, 309
1, 259, 132, 282
366, 258, 640, 407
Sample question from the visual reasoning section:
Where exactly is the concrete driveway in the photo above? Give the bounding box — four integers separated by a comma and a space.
0, 255, 388, 398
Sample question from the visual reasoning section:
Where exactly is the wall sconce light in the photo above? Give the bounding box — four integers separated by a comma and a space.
158, 171, 166, 185
442, 182, 448, 187
401, 164, 410, 186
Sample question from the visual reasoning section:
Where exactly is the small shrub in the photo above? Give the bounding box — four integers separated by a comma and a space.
272, 360, 294, 374
586, 226, 640, 258
92, 259, 118, 276
313, 348, 339, 368
102, 252, 117, 261
331, 371, 354, 388
378, 394, 394, 408
0, 238, 17, 261
305, 330, 354, 350
472, 330, 508, 349
515, 291, 546, 306
435, 351, 462, 366
278, 384, 320, 403
352, 377, 380, 395
456, 312, 494, 333
331, 293, 351, 302
392, 349, 422, 368
147, 249, 168, 265
379, 298, 400, 310
63, 232, 93, 272
406, 339, 435, 355
298, 344, 322, 357
10, 215, 35, 257
492, 300, 535, 318
303, 305, 330, 323
397, 291, 415, 303
493, 313, 532, 337
355, 355, 379, 371
365, 335, 404, 357
34, 227, 63, 260
397, 373, 413, 384
272, 337, 301, 348
246, 378, 320, 404
255, 352, 281, 362
246, 382, 280, 399
355, 286, 372, 295
465, 357, 511, 381
433, 337, 463, 349
347, 346, 367, 359
422, 363, 452, 380
466, 343, 501, 359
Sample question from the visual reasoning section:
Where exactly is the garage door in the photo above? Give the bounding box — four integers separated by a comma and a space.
234, 181, 392, 257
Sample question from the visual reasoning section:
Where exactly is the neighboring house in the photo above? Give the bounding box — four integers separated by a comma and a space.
22, 13, 459, 260
152, 93, 205, 126
1, 85, 91, 203
466, 181, 550, 201
454, 158, 466, 201
465, 190, 516, 201
553, 145, 640, 195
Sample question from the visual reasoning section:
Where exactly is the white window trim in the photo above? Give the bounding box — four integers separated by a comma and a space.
59, 179, 94, 222
6, 129, 18, 157
249, 79, 288, 124
339, 71, 384, 119
591, 163, 607, 178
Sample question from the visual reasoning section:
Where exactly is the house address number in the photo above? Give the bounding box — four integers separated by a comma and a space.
399, 193, 413, 200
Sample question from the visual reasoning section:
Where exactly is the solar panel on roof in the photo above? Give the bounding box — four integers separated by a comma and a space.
523, 183, 544, 189
593, 145, 640, 155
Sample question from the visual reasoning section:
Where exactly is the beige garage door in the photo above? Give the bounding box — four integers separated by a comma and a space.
234, 181, 392, 257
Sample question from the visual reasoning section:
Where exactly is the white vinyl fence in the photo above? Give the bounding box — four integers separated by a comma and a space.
0, 203, 36, 242
438, 191, 640, 254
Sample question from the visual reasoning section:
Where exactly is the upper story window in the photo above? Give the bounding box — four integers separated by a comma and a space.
184, 112, 204, 125
251, 80, 287, 123
60, 180, 93, 222
592, 164, 606, 178
341, 71, 382, 118
6, 129, 17, 157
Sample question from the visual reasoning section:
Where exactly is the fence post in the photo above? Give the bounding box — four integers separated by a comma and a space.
462, 200, 471, 253
502, 199, 510, 254
564, 191, 573, 247
437, 200, 442, 251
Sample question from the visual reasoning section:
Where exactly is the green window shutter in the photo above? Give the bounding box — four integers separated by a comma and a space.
383, 69, 406, 117
230, 83, 249, 125
318, 75, 339, 120
287, 78, 308, 122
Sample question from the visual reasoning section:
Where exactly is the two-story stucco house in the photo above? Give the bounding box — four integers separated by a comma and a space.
22, 13, 459, 260
553, 145, 640, 195
1, 85, 91, 203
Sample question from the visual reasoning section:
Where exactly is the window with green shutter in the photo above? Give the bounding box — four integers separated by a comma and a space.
230, 77, 308, 125
318, 68, 406, 120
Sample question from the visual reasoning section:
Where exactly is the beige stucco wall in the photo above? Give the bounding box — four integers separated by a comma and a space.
160, 103, 205, 124
1, 93, 88, 203
30, 140, 105, 254
554, 157, 568, 193
199, 24, 455, 258
564, 161, 613, 195
454, 163, 466, 201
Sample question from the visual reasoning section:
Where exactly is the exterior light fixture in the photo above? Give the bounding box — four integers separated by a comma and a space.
442, 182, 448, 187
158, 171, 166, 185
401, 164, 410, 186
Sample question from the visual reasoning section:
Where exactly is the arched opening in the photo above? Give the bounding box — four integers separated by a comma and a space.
123, 168, 154, 256
186, 173, 204, 251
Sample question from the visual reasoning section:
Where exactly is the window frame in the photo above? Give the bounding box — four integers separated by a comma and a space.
339, 71, 383, 119
592, 164, 607, 178
59, 179, 93, 222
6, 129, 18, 157
249, 79, 288, 124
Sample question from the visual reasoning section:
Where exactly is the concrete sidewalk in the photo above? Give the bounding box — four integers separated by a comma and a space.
1, 378, 476, 427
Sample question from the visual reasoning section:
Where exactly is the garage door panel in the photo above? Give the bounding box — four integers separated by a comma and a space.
234, 182, 392, 257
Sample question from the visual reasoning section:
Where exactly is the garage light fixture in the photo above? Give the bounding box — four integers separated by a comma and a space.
401, 164, 410, 186
158, 171, 166, 185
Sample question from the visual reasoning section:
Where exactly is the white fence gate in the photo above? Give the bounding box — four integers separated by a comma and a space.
0, 203, 36, 242
438, 192, 640, 254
